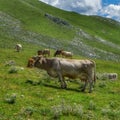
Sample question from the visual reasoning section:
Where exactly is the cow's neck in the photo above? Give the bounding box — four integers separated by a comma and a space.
41, 58, 53, 71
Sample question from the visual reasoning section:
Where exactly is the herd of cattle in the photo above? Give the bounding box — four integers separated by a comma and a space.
37, 49, 73, 58
26, 46, 96, 93
15, 44, 118, 93
15, 44, 73, 58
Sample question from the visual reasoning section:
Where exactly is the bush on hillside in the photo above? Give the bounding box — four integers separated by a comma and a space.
45, 13, 70, 26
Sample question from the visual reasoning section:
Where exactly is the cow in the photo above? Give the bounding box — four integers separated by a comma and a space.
61, 51, 73, 58
37, 50, 43, 55
15, 44, 22, 52
37, 49, 50, 57
54, 50, 73, 58
27, 58, 35, 68
27, 55, 96, 93
54, 49, 62, 57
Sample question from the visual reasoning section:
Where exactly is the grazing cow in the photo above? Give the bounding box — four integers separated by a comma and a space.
61, 51, 73, 58
54, 49, 62, 57
37, 50, 43, 55
54, 50, 73, 58
15, 44, 22, 52
37, 49, 50, 57
27, 58, 35, 68
27, 56, 96, 93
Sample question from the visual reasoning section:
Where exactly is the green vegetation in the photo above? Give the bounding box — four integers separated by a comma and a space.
0, 0, 120, 119
0, 48, 120, 119
1, 0, 120, 61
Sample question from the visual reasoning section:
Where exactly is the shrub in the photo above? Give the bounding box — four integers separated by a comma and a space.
8, 66, 19, 73
40, 108, 51, 116
5, 60, 16, 66
19, 107, 34, 118
8, 66, 24, 74
101, 108, 120, 119
84, 111, 95, 120
4, 93, 16, 104
45, 13, 70, 26
88, 100, 96, 110
98, 81, 106, 88
51, 101, 84, 118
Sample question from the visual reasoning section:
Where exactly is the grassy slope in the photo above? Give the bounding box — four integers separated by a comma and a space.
0, 0, 75, 40
0, 0, 120, 60
0, 48, 120, 119
0, 0, 120, 119
25, 0, 120, 44
1, 0, 120, 43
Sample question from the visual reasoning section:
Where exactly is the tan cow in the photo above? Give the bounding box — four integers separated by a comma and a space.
37, 49, 50, 57
27, 55, 96, 93
15, 44, 22, 52
27, 58, 35, 68
61, 51, 73, 58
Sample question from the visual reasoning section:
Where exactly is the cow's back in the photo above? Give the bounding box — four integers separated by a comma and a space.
59, 59, 95, 79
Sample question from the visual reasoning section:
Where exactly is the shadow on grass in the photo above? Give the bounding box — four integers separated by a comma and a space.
43, 83, 81, 92
25, 79, 82, 93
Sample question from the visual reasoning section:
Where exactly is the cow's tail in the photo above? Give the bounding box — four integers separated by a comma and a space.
93, 61, 96, 85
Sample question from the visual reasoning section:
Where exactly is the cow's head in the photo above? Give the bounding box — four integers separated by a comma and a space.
34, 55, 47, 67
27, 58, 35, 68
27, 55, 46, 68
37, 50, 43, 55
27, 55, 39, 67
54, 49, 63, 57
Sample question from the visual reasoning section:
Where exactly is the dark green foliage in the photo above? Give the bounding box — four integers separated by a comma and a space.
45, 13, 70, 26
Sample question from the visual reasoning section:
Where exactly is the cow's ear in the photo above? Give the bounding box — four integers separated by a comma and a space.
40, 58, 46, 64
39, 59, 42, 64
37, 55, 42, 64
32, 55, 41, 64
43, 58, 47, 64
36, 55, 46, 64
35, 55, 42, 61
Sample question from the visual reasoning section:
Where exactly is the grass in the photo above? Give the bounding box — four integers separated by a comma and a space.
0, 0, 120, 119
0, 45, 120, 119
0, 0, 75, 41
0, 0, 120, 61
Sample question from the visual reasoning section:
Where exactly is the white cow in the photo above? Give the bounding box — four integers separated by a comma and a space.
27, 56, 96, 93
15, 44, 22, 52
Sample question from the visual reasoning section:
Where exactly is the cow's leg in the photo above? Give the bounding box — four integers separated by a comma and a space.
81, 80, 88, 92
62, 77, 67, 88
60, 78, 67, 89
88, 70, 94, 93
58, 73, 67, 89
89, 80, 93, 93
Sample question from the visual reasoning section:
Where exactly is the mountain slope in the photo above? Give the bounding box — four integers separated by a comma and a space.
0, 0, 120, 61
0, 1, 120, 120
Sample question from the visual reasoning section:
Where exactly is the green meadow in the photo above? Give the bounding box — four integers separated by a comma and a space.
0, 0, 120, 119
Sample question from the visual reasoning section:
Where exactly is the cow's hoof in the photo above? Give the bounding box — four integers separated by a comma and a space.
81, 88, 85, 92
88, 91, 92, 93
61, 85, 67, 89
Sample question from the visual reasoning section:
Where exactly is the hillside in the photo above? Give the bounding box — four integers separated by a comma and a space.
0, 0, 120, 119
0, 0, 120, 61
